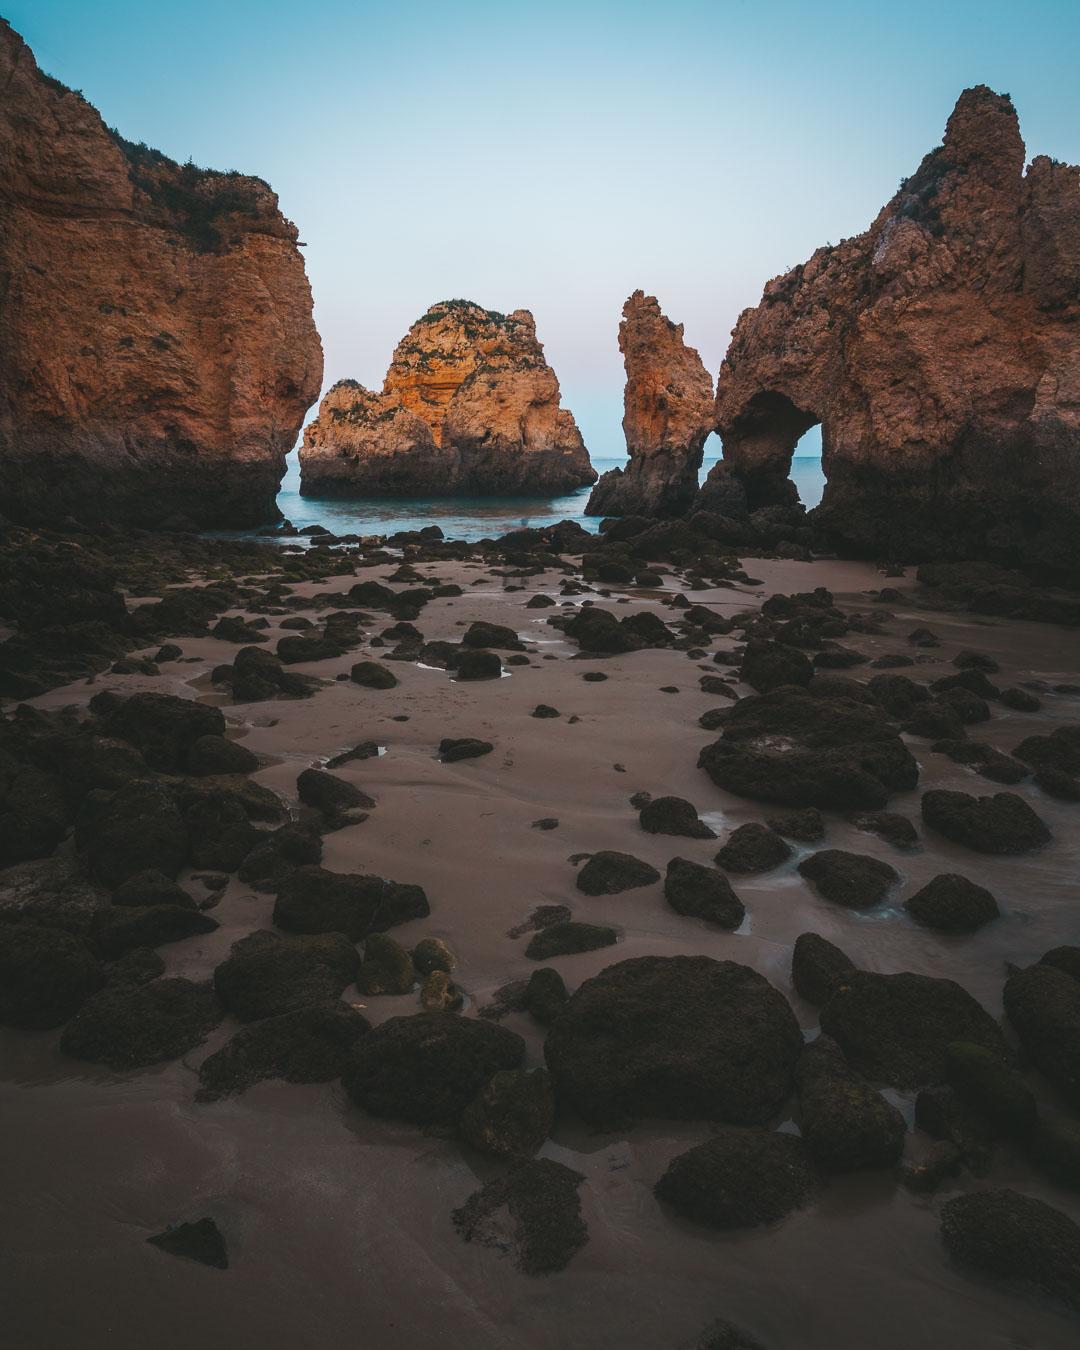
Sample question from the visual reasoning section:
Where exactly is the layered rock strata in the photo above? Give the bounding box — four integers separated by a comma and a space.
0, 20, 322, 528
300, 300, 595, 496
587, 291, 715, 518
709, 86, 1080, 572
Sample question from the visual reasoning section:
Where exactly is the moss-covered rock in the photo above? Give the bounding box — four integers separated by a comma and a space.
795, 1035, 905, 1171
791, 933, 856, 1006
196, 1002, 370, 1101
1003, 962, 1080, 1109
60, 977, 221, 1069
525, 921, 617, 960
343, 1012, 524, 1125
921, 789, 1051, 854
77, 779, 188, 886
575, 850, 661, 895
940, 1189, 1080, 1311
459, 1068, 555, 1156
664, 857, 745, 929
904, 874, 1000, 933
272, 866, 428, 941
523, 966, 568, 1024
715, 822, 792, 874
797, 849, 898, 908
655, 1127, 816, 1229
0, 922, 103, 1029
358, 932, 415, 994
452, 1158, 587, 1274
147, 1217, 228, 1269
639, 795, 716, 839
412, 937, 456, 975
944, 1041, 1036, 1138
213, 930, 359, 1022
544, 955, 802, 1126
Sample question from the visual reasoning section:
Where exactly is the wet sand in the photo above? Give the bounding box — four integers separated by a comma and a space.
4, 553, 1080, 1349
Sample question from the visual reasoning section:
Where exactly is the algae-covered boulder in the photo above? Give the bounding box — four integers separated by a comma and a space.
791, 933, 856, 1006
638, 795, 716, 839
944, 1041, 1036, 1138
655, 1127, 816, 1229
820, 970, 1006, 1087
90, 904, 218, 959
459, 1068, 555, 1156
714, 822, 791, 874
343, 1012, 524, 1125
452, 1158, 588, 1274
797, 849, 898, 908
575, 850, 661, 895
1003, 962, 1080, 1109
921, 789, 1050, 854
795, 1035, 905, 1171
60, 977, 222, 1069
196, 1002, 370, 1101
147, 1217, 229, 1270
213, 930, 359, 1022
904, 874, 1000, 933
664, 858, 745, 929
525, 921, 617, 961
77, 780, 188, 886
357, 932, 415, 994
940, 1189, 1080, 1311
273, 866, 428, 941
544, 956, 801, 1126
0, 922, 103, 1029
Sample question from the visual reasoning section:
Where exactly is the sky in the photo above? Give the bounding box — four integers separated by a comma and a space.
8, 0, 1080, 457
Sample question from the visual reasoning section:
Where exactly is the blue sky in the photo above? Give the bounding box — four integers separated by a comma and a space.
8, 0, 1080, 456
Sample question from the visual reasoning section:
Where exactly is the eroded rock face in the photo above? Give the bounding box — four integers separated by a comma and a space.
300, 300, 595, 496
0, 21, 323, 527
709, 86, 1080, 572
587, 291, 714, 517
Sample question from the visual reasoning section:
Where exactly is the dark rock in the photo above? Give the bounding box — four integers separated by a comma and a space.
60, 977, 221, 1069
185, 734, 259, 776
740, 640, 813, 693
1001, 687, 1042, 712
94, 692, 224, 772
459, 1068, 555, 1156
439, 738, 493, 762
931, 739, 1027, 785
715, 822, 792, 874
273, 866, 428, 941
412, 938, 456, 976
1041, 947, 1080, 984
196, 1003, 370, 1101
147, 1218, 228, 1270
213, 931, 359, 1022
0, 922, 103, 1029
90, 904, 218, 959
463, 620, 524, 650
664, 858, 745, 929
677, 1319, 767, 1350
525, 922, 618, 960
791, 933, 856, 1006
544, 955, 801, 1126
531, 704, 560, 718
455, 649, 503, 681
452, 1158, 587, 1274
1003, 963, 1080, 1109
77, 780, 188, 886
766, 807, 825, 842
797, 849, 898, 908
419, 969, 463, 1012
349, 660, 398, 689
523, 967, 568, 1024
795, 1035, 906, 1171
905, 874, 1000, 933
940, 1190, 1080, 1312
343, 1012, 524, 1125
820, 970, 1006, 1087
358, 933, 415, 994
296, 767, 374, 829
639, 795, 715, 839
944, 1041, 1036, 1138
850, 811, 918, 848
575, 850, 661, 895
1028, 1116, 1080, 1190
921, 789, 1051, 854
655, 1127, 816, 1230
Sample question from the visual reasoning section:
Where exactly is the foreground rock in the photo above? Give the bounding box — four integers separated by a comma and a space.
711, 84, 1080, 576
459, 1068, 555, 1156
452, 1158, 588, 1274
60, 977, 222, 1069
797, 849, 899, 908
300, 301, 595, 496
795, 1036, 905, 1171
664, 858, 745, 929
343, 1013, 525, 1125
544, 956, 801, 1125
819, 970, 1006, 1087
213, 931, 359, 1022
0, 922, 103, 1029
921, 789, 1051, 854
1003, 962, 1080, 1109
0, 20, 322, 527
940, 1190, 1080, 1311
655, 1128, 816, 1229
196, 1003, 370, 1101
586, 292, 715, 517
147, 1218, 229, 1270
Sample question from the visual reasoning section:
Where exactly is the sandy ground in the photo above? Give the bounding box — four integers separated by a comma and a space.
4, 552, 1080, 1349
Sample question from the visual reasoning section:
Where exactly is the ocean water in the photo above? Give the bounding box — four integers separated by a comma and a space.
273, 453, 826, 543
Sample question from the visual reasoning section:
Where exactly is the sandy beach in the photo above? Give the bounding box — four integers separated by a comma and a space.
4, 543, 1079, 1350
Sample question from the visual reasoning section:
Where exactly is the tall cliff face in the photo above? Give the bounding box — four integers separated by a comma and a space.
0, 20, 323, 528
586, 291, 715, 518
300, 300, 595, 496
710, 86, 1080, 571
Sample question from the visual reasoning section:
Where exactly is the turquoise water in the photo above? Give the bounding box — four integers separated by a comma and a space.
275, 452, 826, 542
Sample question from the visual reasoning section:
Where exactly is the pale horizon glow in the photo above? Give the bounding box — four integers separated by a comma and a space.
8, 0, 1080, 458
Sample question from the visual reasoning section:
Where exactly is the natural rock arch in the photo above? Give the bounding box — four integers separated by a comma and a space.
709, 391, 820, 511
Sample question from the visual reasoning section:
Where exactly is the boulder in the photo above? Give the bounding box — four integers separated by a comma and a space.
714, 822, 792, 874
575, 851, 661, 895
920, 789, 1050, 854
664, 858, 745, 929
459, 1068, 555, 1156
213, 931, 359, 1022
797, 849, 899, 908
60, 977, 222, 1069
904, 874, 1000, 933
655, 1128, 816, 1229
795, 1035, 906, 1171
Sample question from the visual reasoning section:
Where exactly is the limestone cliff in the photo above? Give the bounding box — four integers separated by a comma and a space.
300, 300, 595, 496
0, 20, 323, 528
709, 86, 1080, 571
587, 291, 715, 517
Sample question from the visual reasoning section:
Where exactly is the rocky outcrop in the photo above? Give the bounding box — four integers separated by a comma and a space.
587, 291, 715, 517
300, 300, 595, 496
0, 20, 322, 528
709, 87, 1080, 573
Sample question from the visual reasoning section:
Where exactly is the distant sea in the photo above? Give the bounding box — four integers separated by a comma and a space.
273, 452, 826, 544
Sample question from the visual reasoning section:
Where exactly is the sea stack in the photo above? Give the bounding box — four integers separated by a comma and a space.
0, 19, 323, 529
300, 300, 595, 496
709, 86, 1080, 572
587, 291, 715, 518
